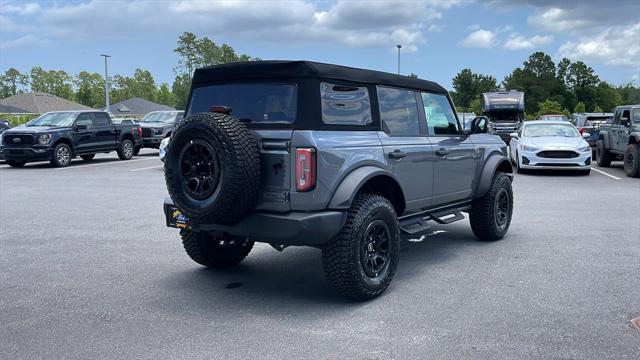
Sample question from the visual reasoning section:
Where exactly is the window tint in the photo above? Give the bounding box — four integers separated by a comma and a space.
188, 83, 297, 124
76, 113, 92, 128
633, 109, 640, 123
421, 93, 459, 135
321, 82, 372, 125
377, 86, 420, 136
613, 110, 621, 125
92, 112, 110, 126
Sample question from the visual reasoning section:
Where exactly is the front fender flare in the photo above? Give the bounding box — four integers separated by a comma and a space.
328, 166, 402, 210
598, 131, 610, 148
629, 132, 640, 144
474, 155, 513, 198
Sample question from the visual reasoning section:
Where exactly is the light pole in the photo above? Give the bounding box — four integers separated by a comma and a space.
100, 54, 111, 111
396, 44, 402, 75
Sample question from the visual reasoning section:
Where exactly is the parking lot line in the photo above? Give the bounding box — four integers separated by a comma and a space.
54, 158, 157, 170
592, 167, 621, 180
130, 165, 163, 172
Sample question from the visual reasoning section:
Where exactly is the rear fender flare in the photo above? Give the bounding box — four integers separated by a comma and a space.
474, 155, 513, 198
628, 132, 640, 145
598, 131, 610, 148
328, 166, 402, 210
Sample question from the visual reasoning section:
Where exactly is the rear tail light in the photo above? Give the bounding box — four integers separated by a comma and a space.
137, 127, 142, 138
578, 128, 585, 134
295, 148, 316, 192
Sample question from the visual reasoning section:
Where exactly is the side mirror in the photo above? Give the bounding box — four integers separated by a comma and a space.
582, 132, 591, 138
76, 123, 88, 130
509, 132, 518, 139
471, 116, 489, 134
621, 117, 630, 127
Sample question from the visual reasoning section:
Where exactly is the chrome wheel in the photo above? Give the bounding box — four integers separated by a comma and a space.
123, 141, 133, 158
56, 146, 70, 165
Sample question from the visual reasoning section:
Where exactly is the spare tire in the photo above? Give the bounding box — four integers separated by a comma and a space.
164, 112, 261, 225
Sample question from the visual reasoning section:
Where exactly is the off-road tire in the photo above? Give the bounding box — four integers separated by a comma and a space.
133, 146, 141, 156
322, 194, 400, 301
596, 140, 612, 167
470, 172, 513, 241
7, 160, 25, 168
181, 230, 253, 268
117, 139, 134, 160
81, 154, 95, 161
623, 143, 640, 178
164, 112, 261, 226
50, 143, 72, 167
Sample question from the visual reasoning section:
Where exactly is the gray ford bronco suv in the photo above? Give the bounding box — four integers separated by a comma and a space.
163, 61, 514, 300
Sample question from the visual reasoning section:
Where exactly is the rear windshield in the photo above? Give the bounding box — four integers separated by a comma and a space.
188, 83, 297, 124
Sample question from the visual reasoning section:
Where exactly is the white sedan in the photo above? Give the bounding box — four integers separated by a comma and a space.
509, 121, 592, 174
159, 136, 170, 162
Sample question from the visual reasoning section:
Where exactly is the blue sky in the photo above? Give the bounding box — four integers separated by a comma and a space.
1, 0, 638, 90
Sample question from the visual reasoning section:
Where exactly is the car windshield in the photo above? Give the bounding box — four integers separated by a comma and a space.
140, 112, 180, 123
539, 115, 568, 121
27, 112, 76, 127
523, 123, 579, 137
188, 83, 297, 124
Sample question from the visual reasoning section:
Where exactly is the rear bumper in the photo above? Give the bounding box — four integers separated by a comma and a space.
164, 198, 345, 246
2, 147, 52, 162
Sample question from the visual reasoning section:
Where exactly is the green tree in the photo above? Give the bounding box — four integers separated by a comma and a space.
594, 82, 621, 112
171, 74, 191, 110
30, 67, 74, 100
503, 52, 566, 114
536, 99, 570, 118
616, 83, 640, 105
573, 101, 586, 113
133, 69, 157, 101
74, 71, 104, 108
0, 68, 29, 97
155, 82, 175, 107
450, 68, 496, 110
468, 98, 482, 115
594, 105, 603, 113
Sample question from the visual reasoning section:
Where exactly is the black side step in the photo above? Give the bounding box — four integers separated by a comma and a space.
399, 216, 432, 236
398, 205, 469, 236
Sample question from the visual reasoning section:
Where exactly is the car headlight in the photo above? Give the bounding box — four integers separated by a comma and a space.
37, 134, 51, 145
578, 146, 591, 152
154, 128, 164, 135
520, 144, 538, 152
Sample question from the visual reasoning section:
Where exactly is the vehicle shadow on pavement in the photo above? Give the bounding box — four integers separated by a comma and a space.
0, 158, 122, 169
134, 152, 159, 157
158, 223, 487, 309
517, 170, 589, 177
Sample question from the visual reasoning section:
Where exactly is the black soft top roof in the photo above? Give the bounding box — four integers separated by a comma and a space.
192, 60, 447, 94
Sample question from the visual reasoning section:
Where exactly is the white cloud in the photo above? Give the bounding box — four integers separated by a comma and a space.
558, 22, 640, 69
0, 1, 41, 15
503, 33, 552, 50
459, 29, 498, 48
3, 0, 461, 52
0, 34, 52, 49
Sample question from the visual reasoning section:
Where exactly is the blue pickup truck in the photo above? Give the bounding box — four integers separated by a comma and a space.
2, 110, 142, 167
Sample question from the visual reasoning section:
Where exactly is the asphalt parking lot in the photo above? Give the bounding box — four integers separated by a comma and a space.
1, 150, 638, 359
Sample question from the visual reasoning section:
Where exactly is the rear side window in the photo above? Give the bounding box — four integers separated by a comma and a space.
377, 86, 420, 136
92, 112, 110, 126
320, 82, 372, 125
188, 83, 297, 124
76, 113, 92, 128
421, 92, 459, 135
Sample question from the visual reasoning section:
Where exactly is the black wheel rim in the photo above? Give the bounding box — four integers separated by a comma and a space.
360, 220, 390, 278
179, 138, 221, 200
495, 188, 510, 229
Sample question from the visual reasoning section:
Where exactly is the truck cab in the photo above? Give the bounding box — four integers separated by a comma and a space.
481, 91, 525, 144
596, 104, 640, 177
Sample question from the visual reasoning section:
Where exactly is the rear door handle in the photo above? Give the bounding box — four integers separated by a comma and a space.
388, 150, 407, 159
435, 149, 450, 156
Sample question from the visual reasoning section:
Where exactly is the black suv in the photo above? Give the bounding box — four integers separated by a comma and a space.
163, 61, 514, 300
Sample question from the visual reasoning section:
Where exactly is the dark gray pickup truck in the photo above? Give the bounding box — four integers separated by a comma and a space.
596, 104, 640, 177
163, 61, 514, 300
